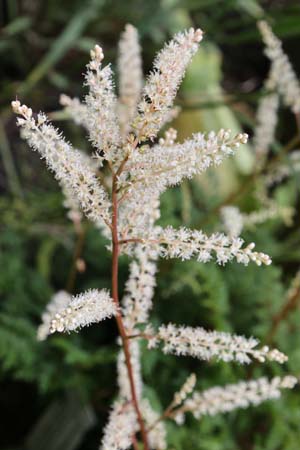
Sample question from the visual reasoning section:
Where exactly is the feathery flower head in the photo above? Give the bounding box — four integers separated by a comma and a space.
150, 324, 287, 364
258, 21, 300, 114
176, 375, 297, 421
49, 289, 116, 334
100, 401, 138, 450
134, 27, 203, 141
11, 101, 111, 230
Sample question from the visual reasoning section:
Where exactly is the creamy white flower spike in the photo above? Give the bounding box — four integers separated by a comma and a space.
172, 374, 197, 408
37, 290, 71, 341
134, 27, 203, 141
11, 101, 111, 230
120, 129, 248, 196
174, 376, 297, 421
49, 289, 116, 334
100, 401, 138, 450
253, 78, 279, 165
151, 324, 287, 364
84, 45, 121, 163
117, 340, 143, 401
122, 247, 157, 330
137, 226, 271, 266
258, 21, 300, 114
118, 24, 143, 136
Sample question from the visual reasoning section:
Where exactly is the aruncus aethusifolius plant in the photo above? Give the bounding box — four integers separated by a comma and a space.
12, 24, 296, 450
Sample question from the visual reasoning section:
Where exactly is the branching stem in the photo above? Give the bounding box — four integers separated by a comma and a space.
111, 172, 150, 450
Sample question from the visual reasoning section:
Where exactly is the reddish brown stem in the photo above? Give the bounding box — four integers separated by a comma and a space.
111, 175, 150, 450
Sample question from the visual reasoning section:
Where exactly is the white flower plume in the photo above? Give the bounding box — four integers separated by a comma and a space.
258, 20, 300, 114
100, 401, 138, 450
253, 85, 279, 166
122, 247, 157, 330
119, 129, 248, 196
118, 24, 143, 136
174, 375, 297, 421
135, 226, 271, 266
84, 45, 121, 163
150, 324, 287, 364
11, 101, 111, 230
49, 289, 116, 334
134, 27, 203, 141
117, 340, 143, 401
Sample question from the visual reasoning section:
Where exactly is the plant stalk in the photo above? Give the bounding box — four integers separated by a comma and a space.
111, 174, 150, 450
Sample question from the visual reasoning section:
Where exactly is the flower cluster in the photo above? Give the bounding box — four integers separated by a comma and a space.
118, 24, 143, 136
134, 28, 203, 141
49, 289, 116, 334
173, 376, 297, 422
122, 247, 157, 330
119, 129, 248, 197
100, 401, 138, 450
149, 324, 287, 364
140, 226, 272, 266
11, 101, 111, 230
258, 20, 300, 114
253, 82, 279, 166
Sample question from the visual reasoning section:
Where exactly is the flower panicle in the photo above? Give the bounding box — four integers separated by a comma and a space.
84, 44, 121, 163
118, 24, 143, 136
174, 375, 297, 422
11, 100, 111, 230
121, 129, 248, 195
149, 324, 287, 364
137, 226, 271, 266
258, 20, 300, 114
49, 289, 116, 334
134, 27, 203, 141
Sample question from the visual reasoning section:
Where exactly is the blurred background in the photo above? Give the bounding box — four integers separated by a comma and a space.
1, 0, 300, 449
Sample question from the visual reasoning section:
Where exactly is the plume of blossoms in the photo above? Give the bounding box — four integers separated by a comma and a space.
12, 23, 295, 450
118, 24, 143, 136
253, 78, 279, 166
122, 247, 157, 330
100, 401, 138, 450
171, 376, 297, 423
133, 28, 203, 141
11, 101, 111, 230
84, 45, 121, 163
147, 324, 287, 364
133, 226, 272, 266
118, 129, 248, 197
49, 289, 116, 334
258, 21, 300, 114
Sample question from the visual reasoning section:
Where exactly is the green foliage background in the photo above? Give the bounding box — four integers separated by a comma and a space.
1, 1, 300, 449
